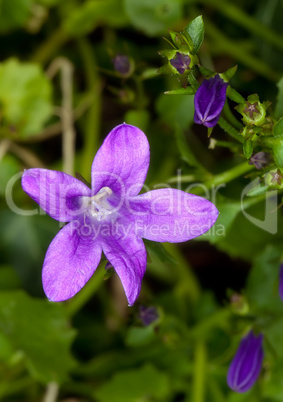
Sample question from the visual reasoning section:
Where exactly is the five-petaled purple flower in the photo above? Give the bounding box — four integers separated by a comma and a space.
194, 74, 228, 128
21, 124, 219, 306
227, 331, 264, 393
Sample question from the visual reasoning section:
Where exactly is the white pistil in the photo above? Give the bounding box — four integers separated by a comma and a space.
81, 187, 113, 221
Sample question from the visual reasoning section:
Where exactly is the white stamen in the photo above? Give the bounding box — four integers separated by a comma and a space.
81, 187, 114, 221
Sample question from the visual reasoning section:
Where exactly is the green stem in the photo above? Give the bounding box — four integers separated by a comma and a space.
31, 28, 68, 65
189, 308, 231, 338
77, 38, 101, 179
209, 139, 242, 150
208, 378, 226, 402
164, 243, 201, 303
191, 341, 206, 402
227, 87, 245, 104
218, 117, 244, 143
203, 160, 254, 190
168, 160, 254, 187
65, 263, 105, 318
223, 102, 243, 130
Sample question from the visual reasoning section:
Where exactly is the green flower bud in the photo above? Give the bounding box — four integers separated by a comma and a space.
236, 94, 267, 126
265, 168, 283, 189
230, 293, 249, 315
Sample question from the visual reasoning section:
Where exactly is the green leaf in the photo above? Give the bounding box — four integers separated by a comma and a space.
0, 212, 59, 293
175, 125, 202, 167
144, 239, 176, 265
184, 15, 205, 54
125, 326, 155, 347
219, 65, 238, 82
0, 291, 76, 383
243, 139, 254, 159
156, 93, 194, 129
265, 318, 283, 359
273, 116, 283, 136
124, 109, 150, 132
0, 59, 52, 137
275, 76, 283, 119
215, 196, 283, 260
64, 0, 128, 36
0, 0, 33, 32
262, 359, 283, 401
198, 196, 242, 244
164, 87, 195, 95
168, 30, 189, 49
246, 245, 282, 314
94, 363, 170, 402
124, 0, 183, 36
0, 265, 22, 290
272, 141, 283, 168
0, 331, 14, 362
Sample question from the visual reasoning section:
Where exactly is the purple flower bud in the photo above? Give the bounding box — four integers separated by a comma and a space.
194, 75, 228, 128
249, 152, 270, 170
139, 305, 159, 326
169, 52, 191, 74
227, 331, 264, 393
279, 264, 283, 301
113, 54, 131, 76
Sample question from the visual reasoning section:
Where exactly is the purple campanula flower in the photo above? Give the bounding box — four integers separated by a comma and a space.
113, 54, 131, 76
194, 74, 228, 128
21, 124, 219, 306
139, 305, 159, 326
227, 331, 264, 393
169, 52, 191, 74
249, 151, 270, 170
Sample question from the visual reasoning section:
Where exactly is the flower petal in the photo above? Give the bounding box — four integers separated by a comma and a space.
102, 232, 147, 306
227, 331, 264, 393
91, 123, 150, 197
42, 220, 102, 301
128, 189, 219, 242
194, 75, 228, 128
22, 169, 91, 222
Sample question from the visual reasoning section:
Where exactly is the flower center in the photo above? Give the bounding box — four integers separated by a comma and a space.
81, 187, 113, 221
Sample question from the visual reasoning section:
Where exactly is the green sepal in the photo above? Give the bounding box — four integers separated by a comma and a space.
197, 65, 214, 78
219, 65, 238, 82
103, 267, 115, 280
158, 49, 176, 59
243, 139, 254, 159
236, 94, 266, 126
265, 167, 283, 189
158, 64, 175, 75
168, 30, 189, 49
184, 15, 204, 54
207, 127, 213, 137
246, 183, 269, 197
164, 87, 195, 95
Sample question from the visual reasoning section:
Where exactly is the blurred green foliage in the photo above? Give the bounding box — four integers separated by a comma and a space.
0, 0, 282, 401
